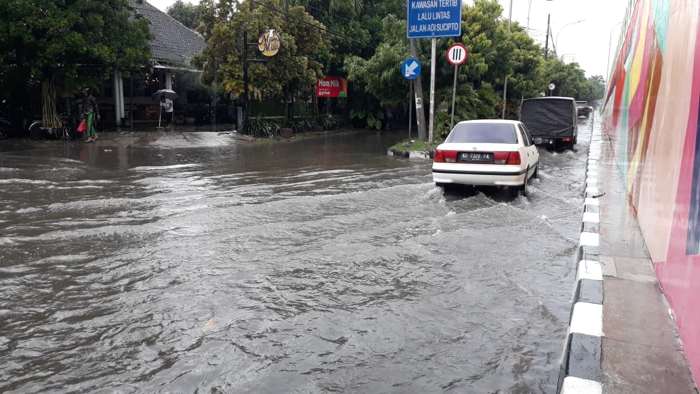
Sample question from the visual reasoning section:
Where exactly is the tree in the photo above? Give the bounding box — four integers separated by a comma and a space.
196, 0, 330, 127
345, 0, 544, 134
585, 75, 606, 101
0, 0, 151, 128
291, 0, 403, 69
345, 15, 407, 129
167, 0, 203, 30
539, 58, 589, 99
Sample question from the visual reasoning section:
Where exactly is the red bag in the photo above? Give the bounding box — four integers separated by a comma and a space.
76, 120, 87, 133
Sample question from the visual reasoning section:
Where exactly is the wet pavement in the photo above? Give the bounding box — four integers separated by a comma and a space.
1, 123, 592, 393
594, 128, 697, 394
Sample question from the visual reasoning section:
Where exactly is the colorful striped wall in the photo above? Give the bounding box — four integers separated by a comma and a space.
604, 0, 700, 383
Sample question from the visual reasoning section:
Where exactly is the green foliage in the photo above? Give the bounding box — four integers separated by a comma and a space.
246, 118, 281, 138
345, 16, 408, 108
290, 118, 314, 133
586, 75, 606, 101
343, 0, 546, 130
196, 0, 329, 105
540, 58, 587, 98
0, 0, 151, 126
390, 138, 441, 153
319, 115, 339, 130
167, 0, 203, 30
350, 108, 384, 130
290, 0, 403, 68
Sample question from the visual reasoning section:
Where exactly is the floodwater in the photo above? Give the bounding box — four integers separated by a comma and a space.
0, 121, 593, 393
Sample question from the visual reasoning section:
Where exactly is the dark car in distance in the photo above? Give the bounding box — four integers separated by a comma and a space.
576, 101, 594, 118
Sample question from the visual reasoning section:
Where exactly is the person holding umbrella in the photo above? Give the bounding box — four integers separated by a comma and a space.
161, 96, 173, 128
153, 89, 177, 129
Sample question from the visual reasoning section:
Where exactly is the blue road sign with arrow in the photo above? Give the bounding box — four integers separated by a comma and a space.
401, 58, 421, 80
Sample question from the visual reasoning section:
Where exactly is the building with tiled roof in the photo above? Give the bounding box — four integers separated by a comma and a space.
130, 0, 206, 69
110, 0, 207, 128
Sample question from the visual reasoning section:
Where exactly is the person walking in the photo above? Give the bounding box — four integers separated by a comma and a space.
80, 88, 99, 142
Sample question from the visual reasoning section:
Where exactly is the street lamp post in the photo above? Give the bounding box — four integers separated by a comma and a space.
607, 20, 625, 80
554, 19, 586, 58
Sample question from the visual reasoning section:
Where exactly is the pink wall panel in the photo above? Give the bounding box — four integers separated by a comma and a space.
605, 0, 700, 384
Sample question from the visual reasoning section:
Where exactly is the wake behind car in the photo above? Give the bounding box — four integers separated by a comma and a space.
432, 120, 540, 196
520, 96, 578, 149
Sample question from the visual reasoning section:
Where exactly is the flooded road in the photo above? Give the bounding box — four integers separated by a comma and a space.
0, 121, 592, 393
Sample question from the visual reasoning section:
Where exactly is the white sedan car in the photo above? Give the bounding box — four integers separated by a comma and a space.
432, 120, 540, 195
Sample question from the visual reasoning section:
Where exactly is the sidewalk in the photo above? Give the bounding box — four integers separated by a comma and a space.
596, 132, 697, 393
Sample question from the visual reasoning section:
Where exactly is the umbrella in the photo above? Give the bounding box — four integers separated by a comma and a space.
152, 89, 178, 100
153, 89, 177, 129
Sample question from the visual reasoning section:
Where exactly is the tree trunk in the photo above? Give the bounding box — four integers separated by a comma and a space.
410, 40, 427, 141
41, 77, 61, 128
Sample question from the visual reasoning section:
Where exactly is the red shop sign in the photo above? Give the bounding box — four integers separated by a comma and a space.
316, 77, 348, 98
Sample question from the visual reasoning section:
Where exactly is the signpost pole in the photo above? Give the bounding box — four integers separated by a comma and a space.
428, 38, 437, 143
409, 82, 413, 140
446, 43, 467, 130
450, 64, 458, 131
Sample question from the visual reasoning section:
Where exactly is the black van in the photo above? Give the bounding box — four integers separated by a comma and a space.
520, 97, 578, 149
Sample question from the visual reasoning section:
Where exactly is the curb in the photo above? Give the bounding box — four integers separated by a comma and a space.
558, 126, 604, 394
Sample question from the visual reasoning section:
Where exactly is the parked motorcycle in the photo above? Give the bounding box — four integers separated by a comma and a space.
28, 113, 77, 141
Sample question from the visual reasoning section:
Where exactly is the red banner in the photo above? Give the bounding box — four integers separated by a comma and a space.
316, 77, 348, 98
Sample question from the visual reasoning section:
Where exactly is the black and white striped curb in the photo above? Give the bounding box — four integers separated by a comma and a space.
558, 125, 604, 394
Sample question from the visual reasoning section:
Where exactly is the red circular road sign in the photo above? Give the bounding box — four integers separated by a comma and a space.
446, 43, 468, 66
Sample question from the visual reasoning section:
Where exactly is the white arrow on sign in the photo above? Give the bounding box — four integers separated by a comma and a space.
404, 61, 419, 78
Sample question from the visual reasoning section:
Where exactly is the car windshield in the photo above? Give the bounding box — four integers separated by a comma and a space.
446, 123, 517, 144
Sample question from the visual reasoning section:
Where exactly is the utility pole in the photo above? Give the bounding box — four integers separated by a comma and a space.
242, 0, 254, 132
502, 0, 513, 119
544, 13, 551, 59
410, 39, 427, 141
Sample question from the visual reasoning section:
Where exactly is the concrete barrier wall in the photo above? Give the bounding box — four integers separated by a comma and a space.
604, 0, 700, 384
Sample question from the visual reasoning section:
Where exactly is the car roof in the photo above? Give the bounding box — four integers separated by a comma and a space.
524, 96, 575, 102
455, 119, 520, 126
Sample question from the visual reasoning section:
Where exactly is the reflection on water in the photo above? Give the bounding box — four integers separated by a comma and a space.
0, 126, 592, 393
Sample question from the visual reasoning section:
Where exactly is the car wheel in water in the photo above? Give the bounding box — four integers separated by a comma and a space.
520, 171, 530, 196
532, 164, 539, 179
436, 183, 452, 193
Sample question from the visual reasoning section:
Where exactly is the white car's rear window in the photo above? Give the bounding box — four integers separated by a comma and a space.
446, 123, 517, 144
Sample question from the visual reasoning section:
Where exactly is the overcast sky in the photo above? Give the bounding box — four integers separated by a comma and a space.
150, 0, 629, 78
494, 0, 629, 78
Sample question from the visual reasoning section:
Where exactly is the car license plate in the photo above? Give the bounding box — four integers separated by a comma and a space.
459, 152, 493, 163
